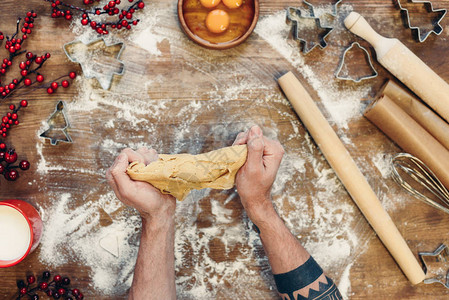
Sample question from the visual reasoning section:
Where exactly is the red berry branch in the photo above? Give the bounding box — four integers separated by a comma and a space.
0, 100, 29, 181
16, 271, 84, 300
0, 11, 78, 182
46, 0, 145, 35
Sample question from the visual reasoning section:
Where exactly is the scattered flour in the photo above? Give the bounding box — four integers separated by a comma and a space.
35, 1, 396, 298
338, 262, 354, 299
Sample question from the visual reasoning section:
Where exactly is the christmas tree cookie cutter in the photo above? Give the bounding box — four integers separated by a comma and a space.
419, 244, 449, 288
63, 38, 125, 90
286, 7, 334, 54
394, 0, 447, 42
39, 100, 73, 145
335, 42, 378, 82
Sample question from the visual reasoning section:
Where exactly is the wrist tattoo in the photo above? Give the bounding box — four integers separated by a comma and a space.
274, 256, 342, 300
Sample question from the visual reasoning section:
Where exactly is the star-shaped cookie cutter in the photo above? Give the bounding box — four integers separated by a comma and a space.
419, 244, 449, 288
394, 0, 447, 42
303, 0, 343, 17
39, 100, 73, 145
335, 42, 378, 82
286, 7, 334, 54
63, 38, 125, 90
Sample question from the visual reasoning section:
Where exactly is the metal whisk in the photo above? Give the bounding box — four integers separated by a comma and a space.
391, 153, 449, 215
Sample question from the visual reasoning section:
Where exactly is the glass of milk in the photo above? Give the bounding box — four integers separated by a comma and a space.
0, 200, 43, 268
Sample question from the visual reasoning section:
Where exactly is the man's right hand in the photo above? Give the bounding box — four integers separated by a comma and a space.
233, 125, 284, 228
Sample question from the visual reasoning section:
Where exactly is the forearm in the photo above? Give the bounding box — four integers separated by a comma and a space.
128, 215, 176, 300
255, 209, 342, 300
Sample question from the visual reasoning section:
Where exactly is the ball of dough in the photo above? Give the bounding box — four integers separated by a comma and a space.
205, 9, 230, 34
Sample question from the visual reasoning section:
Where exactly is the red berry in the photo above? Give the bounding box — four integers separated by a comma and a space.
9, 104, 14, 110
27, 275, 36, 284
109, 1, 116, 7
81, 19, 88, 26
0, 164, 4, 174
9, 83, 15, 90
58, 288, 65, 295
24, 78, 32, 86
21, 70, 28, 77
39, 281, 48, 290
126, 13, 132, 19
77, 292, 84, 300
69, 72, 76, 79
90, 21, 97, 27
36, 74, 44, 82
20, 160, 30, 170
51, 82, 58, 90
6, 169, 18, 181
65, 14, 72, 20
61, 80, 69, 88
72, 289, 80, 296
46, 53, 51, 59
47, 87, 54, 94
19, 62, 26, 69
20, 287, 27, 295
35, 57, 43, 64
54, 275, 62, 282
4, 150, 17, 164
138, 2, 144, 9
21, 100, 28, 107
2, 117, 7, 123
0, 143, 5, 150
11, 113, 17, 120
13, 79, 18, 84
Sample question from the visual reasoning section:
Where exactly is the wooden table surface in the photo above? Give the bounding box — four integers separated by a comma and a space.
1, 0, 449, 299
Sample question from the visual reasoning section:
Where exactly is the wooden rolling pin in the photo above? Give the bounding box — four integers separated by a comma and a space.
278, 71, 425, 285
344, 12, 449, 123
380, 80, 449, 151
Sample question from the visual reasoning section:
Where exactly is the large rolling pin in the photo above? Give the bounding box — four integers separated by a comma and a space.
380, 80, 449, 151
278, 71, 425, 285
344, 12, 449, 123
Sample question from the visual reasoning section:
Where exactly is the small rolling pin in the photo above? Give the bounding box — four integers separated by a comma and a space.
344, 12, 449, 124
278, 71, 425, 285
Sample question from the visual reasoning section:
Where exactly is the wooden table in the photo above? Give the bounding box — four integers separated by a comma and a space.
1, 0, 449, 299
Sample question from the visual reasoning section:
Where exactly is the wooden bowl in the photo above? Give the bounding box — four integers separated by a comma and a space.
177, 0, 260, 50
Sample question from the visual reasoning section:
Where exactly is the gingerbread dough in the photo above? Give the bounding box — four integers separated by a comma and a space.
126, 145, 248, 200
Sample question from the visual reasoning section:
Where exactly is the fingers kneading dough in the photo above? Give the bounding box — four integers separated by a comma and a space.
127, 145, 248, 200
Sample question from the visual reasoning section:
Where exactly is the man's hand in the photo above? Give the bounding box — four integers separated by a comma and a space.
106, 147, 176, 222
233, 125, 284, 227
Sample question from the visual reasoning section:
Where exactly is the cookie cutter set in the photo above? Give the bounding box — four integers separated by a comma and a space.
286, 1, 378, 82
419, 244, 449, 288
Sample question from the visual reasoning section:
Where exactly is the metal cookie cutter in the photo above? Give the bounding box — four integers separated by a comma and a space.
304, 0, 343, 17
63, 38, 125, 90
286, 7, 333, 54
39, 101, 73, 145
391, 153, 449, 215
394, 0, 447, 42
335, 42, 378, 82
419, 244, 449, 288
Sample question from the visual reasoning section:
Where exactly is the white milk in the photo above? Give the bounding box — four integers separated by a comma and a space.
0, 205, 31, 261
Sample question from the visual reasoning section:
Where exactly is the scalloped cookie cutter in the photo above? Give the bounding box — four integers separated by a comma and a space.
335, 42, 378, 82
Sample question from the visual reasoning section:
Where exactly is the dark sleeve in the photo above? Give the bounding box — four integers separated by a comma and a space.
273, 256, 343, 300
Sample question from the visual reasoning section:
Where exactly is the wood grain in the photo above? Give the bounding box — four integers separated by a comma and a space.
1, 0, 449, 299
